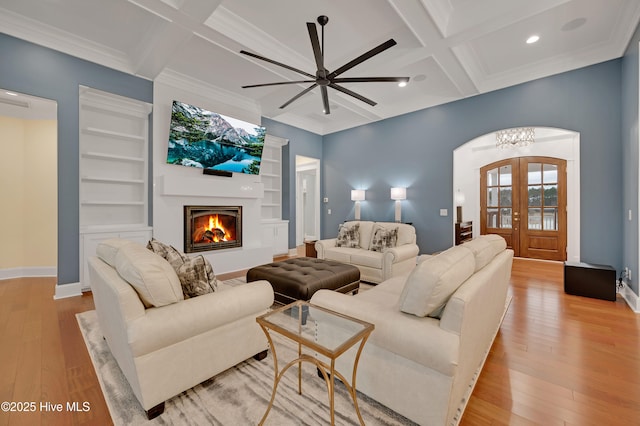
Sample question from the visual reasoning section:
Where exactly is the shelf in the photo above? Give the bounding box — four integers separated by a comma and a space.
455, 221, 473, 245
82, 127, 145, 142
81, 201, 145, 206
81, 176, 144, 184
82, 151, 145, 163
80, 224, 152, 234
158, 175, 264, 198
260, 134, 288, 221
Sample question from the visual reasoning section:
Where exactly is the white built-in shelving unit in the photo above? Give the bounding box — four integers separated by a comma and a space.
260, 134, 289, 255
78, 86, 153, 290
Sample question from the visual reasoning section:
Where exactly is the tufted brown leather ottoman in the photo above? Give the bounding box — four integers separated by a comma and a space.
246, 257, 360, 305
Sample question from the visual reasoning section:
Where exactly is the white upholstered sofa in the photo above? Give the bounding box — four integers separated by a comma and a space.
315, 220, 419, 283
311, 235, 513, 426
88, 238, 274, 418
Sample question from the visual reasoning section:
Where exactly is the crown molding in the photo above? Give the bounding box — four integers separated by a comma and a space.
155, 69, 261, 117
611, 0, 640, 55
0, 7, 133, 75
79, 85, 152, 117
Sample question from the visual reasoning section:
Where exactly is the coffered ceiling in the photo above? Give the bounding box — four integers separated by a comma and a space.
1, 0, 638, 134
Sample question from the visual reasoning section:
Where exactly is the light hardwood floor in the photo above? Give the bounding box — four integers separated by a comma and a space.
0, 258, 638, 425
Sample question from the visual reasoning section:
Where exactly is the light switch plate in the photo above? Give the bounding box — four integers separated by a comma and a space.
440, 209, 448, 216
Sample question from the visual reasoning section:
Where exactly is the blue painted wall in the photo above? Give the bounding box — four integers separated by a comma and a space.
622, 25, 640, 296
1, 31, 632, 283
322, 60, 624, 270
0, 34, 153, 286
261, 118, 322, 249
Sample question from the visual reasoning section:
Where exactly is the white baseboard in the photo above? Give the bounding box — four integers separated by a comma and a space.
620, 281, 640, 313
0, 266, 56, 280
54, 282, 83, 300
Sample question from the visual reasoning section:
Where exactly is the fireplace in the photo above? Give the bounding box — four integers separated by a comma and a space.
184, 206, 242, 253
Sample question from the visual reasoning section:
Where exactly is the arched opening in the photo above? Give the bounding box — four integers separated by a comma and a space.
453, 127, 580, 262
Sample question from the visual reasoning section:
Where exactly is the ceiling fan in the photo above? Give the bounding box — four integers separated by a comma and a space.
240, 15, 409, 115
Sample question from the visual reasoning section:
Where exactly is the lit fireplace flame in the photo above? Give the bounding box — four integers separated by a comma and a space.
202, 214, 228, 242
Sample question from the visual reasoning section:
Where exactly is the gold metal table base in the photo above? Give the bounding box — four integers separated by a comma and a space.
258, 324, 371, 426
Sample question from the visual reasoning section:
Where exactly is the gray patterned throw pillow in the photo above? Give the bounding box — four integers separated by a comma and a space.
370, 227, 398, 252
336, 223, 360, 248
147, 239, 218, 297
175, 255, 219, 298
147, 239, 188, 269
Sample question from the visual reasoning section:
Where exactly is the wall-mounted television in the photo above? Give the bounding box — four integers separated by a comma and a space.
166, 100, 266, 175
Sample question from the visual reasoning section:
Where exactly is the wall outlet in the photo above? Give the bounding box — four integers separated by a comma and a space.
625, 267, 631, 281
327, 208, 331, 215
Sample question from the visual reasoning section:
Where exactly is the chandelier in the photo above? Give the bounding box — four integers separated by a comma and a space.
495, 127, 535, 149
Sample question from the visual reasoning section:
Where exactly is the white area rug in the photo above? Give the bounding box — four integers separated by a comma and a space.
77, 281, 415, 425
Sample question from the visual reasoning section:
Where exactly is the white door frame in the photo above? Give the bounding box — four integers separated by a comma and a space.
453, 127, 581, 262
295, 155, 321, 246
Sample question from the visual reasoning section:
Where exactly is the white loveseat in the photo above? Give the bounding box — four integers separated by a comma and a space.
88, 238, 274, 418
315, 221, 419, 283
311, 235, 513, 426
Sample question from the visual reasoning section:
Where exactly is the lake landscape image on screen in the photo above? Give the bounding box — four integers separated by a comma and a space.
167, 100, 266, 175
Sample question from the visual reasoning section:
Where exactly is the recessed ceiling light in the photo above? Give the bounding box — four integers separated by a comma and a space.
526, 35, 540, 44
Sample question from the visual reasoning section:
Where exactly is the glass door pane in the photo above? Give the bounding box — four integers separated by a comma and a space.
485, 165, 513, 229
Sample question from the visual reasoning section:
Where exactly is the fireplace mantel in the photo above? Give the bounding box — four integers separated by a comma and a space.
157, 174, 264, 199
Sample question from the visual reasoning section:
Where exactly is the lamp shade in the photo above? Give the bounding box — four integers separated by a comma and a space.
351, 189, 365, 201
390, 187, 407, 201
455, 190, 466, 206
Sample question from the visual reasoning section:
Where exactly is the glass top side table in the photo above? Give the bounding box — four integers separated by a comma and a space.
256, 300, 374, 425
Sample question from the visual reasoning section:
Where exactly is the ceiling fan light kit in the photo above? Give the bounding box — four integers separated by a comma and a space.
240, 15, 409, 114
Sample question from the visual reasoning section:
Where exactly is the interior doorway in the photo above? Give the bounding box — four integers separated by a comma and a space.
295, 155, 320, 246
480, 157, 567, 261
453, 127, 580, 263
0, 89, 58, 278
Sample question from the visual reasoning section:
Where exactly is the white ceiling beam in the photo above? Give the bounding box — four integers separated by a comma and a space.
127, 0, 224, 79
388, 0, 478, 98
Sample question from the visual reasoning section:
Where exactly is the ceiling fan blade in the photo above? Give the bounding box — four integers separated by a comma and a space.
332, 77, 410, 83
242, 80, 316, 88
328, 39, 397, 79
280, 83, 318, 109
321, 86, 330, 114
240, 50, 315, 79
329, 83, 377, 107
307, 22, 324, 72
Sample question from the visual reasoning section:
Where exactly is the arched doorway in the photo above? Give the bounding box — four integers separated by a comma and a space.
453, 127, 580, 262
480, 157, 567, 261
